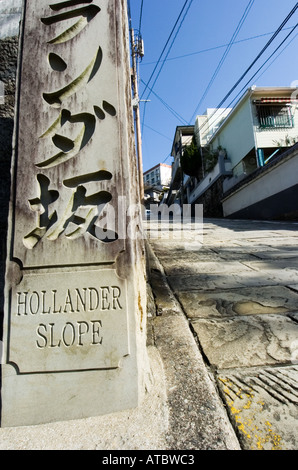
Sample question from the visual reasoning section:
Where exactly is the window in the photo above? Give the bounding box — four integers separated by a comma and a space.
256, 105, 294, 129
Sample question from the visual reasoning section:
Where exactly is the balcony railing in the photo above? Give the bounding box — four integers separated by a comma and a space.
257, 105, 294, 129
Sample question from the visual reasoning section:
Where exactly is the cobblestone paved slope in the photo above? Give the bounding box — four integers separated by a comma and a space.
147, 217, 298, 450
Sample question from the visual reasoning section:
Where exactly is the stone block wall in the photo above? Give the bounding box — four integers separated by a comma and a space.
0, 36, 19, 317
195, 176, 225, 218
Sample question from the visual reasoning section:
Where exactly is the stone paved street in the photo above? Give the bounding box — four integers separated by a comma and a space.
146, 217, 298, 450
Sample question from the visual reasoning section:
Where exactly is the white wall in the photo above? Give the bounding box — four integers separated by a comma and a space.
195, 108, 232, 147
253, 104, 298, 149
160, 165, 172, 186
223, 150, 298, 216
210, 98, 255, 169
195, 115, 208, 146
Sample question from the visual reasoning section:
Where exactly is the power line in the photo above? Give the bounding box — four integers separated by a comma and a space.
140, 0, 193, 100
141, 26, 295, 65
162, 154, 172, 164
140, 0, 194, 138
142, 124, 172, 141
229, 25, 298, 111
194, 3, 298, 133
189, 0, 255, 123
138, 0, 144, 35
140, 79, 188, 124
143, 0, 194, 101
253, 31, 298, 83
202, 27, 298, 141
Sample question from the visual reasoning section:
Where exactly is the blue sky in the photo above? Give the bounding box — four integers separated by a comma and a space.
128, 0, 298, 171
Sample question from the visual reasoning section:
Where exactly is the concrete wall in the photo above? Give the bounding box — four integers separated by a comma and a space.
222, 147, 298, 219
210, 98, 255, 169
195, 176, 225, 218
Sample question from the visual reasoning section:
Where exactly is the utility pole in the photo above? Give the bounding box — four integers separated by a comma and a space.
129, 22, 145, 203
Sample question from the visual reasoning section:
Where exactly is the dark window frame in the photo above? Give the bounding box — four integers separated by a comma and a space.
256, 104, 294, 129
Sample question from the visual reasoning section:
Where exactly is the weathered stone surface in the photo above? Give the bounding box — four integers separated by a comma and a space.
2, 0, 148, 427
217, 366, 298, 450
0, 346, 170, 450
177, 286, 298, 319
168, 271, 289, 291
241, 258, 298, 271
144, 240, 240, 449
192, 314, 298, 369
146, 218, 298, 450
9, 270, 129, 373
161, 259, 253, 276
252, 250, 298, 260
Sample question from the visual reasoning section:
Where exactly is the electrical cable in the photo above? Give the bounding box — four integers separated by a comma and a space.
189, 0, 255, 123
196, 23, 298, 144
141, 26, 295, 66
162, 154, 172, 163
226, 24, 297, 119
140, 0, 194, 136
142, 124, 172, 141
140, 79, 188, 124
140, 0, 193, 100
253, 31, 297, 83
194, 3, 298, 134
138, 0, 144, 36
143, 0, 194, 101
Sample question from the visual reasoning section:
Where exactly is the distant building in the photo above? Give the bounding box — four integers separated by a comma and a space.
143, 163, 172, 188
166, 126, 194, 205
143, 163, 172, 208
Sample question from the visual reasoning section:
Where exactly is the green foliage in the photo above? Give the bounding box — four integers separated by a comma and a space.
203, 145, 225, 173
204, 149, 218, 173
180, 137, 201, 177
273, 134, 298, 147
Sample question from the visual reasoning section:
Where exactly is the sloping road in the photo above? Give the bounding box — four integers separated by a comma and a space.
146, 217, 298, 450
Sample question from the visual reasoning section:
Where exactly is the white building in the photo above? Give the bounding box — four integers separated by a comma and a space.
208, 86, 298, 192
195, 107, 232, 147
143, 163, 172, 188
188, 86, 298, 218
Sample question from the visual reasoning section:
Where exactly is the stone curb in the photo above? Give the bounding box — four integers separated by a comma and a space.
145, 240, 241, 450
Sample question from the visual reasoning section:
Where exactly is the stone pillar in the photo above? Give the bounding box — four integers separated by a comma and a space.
1, 0, 148, 427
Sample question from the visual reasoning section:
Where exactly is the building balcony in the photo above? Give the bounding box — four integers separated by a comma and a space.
189, 154, 232, 204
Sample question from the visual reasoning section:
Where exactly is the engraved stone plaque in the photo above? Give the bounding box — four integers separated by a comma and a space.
9, 270, 128, 373
1, 0, 148, 427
